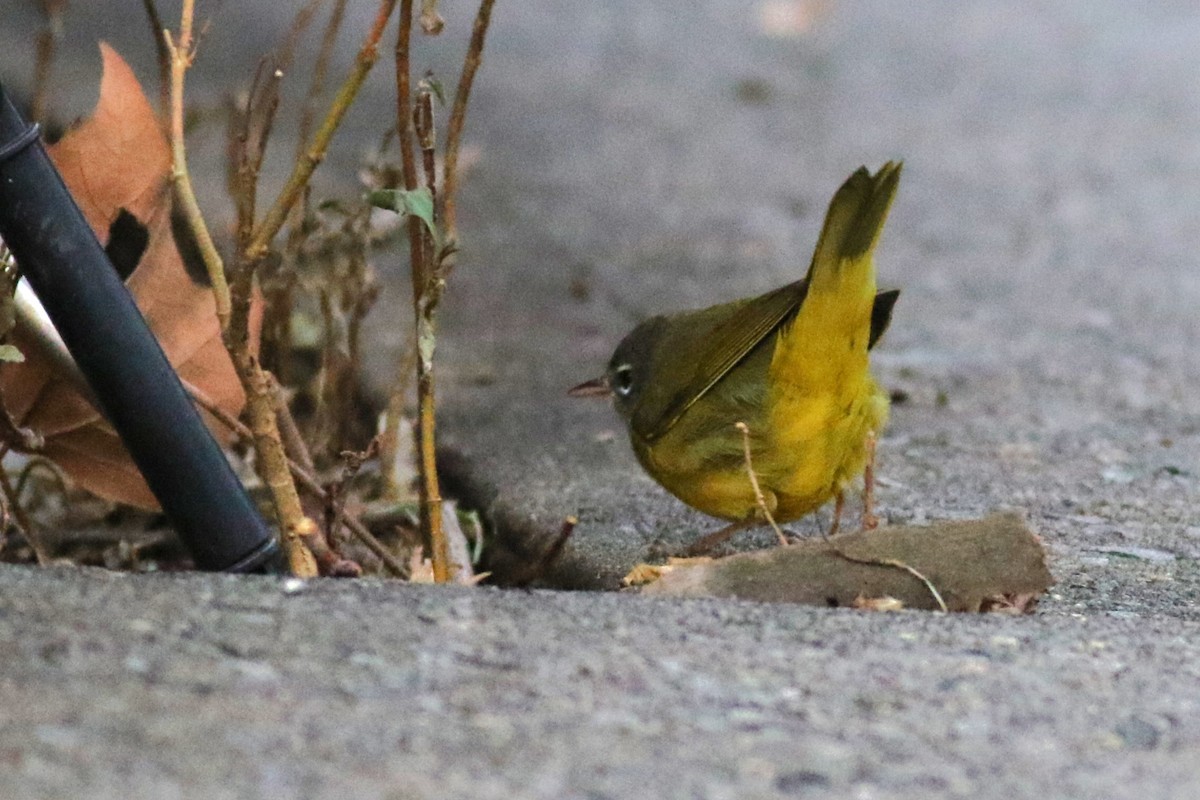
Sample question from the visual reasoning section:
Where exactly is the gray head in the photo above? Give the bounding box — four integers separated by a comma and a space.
567, 315, 668, 424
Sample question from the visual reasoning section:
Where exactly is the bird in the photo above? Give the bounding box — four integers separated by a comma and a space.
570, 162, 902, 553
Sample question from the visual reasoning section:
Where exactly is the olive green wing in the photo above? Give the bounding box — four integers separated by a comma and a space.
633, 279, 807, 443
632, 163, 902, 443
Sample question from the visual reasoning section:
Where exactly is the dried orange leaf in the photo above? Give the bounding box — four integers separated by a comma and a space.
1, 44, 256, 510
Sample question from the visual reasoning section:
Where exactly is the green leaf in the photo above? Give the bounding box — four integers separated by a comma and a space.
0, 344, 24, 363
366, 187, 438, 243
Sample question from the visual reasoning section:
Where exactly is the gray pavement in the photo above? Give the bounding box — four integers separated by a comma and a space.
3, 1, 1200, 798
3, 565, 1200, 800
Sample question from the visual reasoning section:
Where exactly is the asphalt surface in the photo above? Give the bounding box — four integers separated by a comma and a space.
4, 566, 1200, 800
2, 1, 1200, 798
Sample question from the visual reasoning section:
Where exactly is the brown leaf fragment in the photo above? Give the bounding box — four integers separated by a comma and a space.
622, 556, 714, 587
852, 595, 905, 612
638, 513, 1053, 612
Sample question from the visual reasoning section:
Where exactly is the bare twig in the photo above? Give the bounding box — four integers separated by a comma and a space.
164, 0, 321, 576
225, 1, 398, 576
411, 85, 442, 563
162, 0, 233, 331
139, 0, 171, 116
293, 515, 362, 577
266, 371, 316, 474
440, 0, 496, 244
511, 516, 577, 588
297, 0, 348, 168
831, 550, 949, 613
415, 80, 438, 219
378, 0, 425, 504
232, 61, 284, 258
680, 415, 810, 556
246, 0, 399, 263
735, 421, 788, 546
325, 437, 380, 549
187, 381, 406, 577
31, 0, 68, 123
395, 0, 450, 582
0, 460, 49, 565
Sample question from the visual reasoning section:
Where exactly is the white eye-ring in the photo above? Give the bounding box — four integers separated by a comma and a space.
612, 364, 634, 397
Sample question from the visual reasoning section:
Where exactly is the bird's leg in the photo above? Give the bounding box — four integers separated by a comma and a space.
685, 421, 790, 556
862, 430, 879, 530
684, 517, 755, 557
826, 490, 845, 540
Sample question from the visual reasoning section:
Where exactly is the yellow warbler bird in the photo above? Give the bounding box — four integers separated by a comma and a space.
571, 162, 902, 552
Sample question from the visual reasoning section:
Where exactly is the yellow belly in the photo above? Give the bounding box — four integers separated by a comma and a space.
632, 355, 887, 523
764, 373, 888, 521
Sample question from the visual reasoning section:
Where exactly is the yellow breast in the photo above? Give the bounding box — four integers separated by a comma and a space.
632, 319, 887, 523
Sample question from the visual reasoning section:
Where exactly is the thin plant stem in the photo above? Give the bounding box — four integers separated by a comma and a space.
392, 0, 499, 581
246, 0, 399, 264
140, 0, 171, 116
162, 1, 233, 331
440, 0, 495, 244
228, 0, 398, 575
31, 0, 67, 123
187, 381, 406, 577
395, 0, 450, 582
832, 550, 949, 613
414, 80, 449, 579
233, 62, 284, 269
0, 463, 49, 566
265, 372, 316, 475
296, 0, 348, 169
165, 0, 318, 577
735, 422, 788, 546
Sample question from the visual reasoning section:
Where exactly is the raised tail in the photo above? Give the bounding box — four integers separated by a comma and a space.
804, 161, 902, 290
769, 162, 901, 390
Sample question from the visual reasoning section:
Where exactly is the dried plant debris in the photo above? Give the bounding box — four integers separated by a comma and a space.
2, 45, 255, 510
636, 513, 1053, 613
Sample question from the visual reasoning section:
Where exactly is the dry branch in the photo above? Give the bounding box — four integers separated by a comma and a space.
440, 0, 495, 242
394, 0, 449, 581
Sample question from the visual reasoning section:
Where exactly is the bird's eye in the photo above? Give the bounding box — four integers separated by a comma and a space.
612, 364, 634, 397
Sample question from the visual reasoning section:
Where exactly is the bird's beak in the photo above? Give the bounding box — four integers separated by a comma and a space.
568, 376, 612, 398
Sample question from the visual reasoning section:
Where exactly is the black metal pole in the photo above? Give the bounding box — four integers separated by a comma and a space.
0, 82, 280, 573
